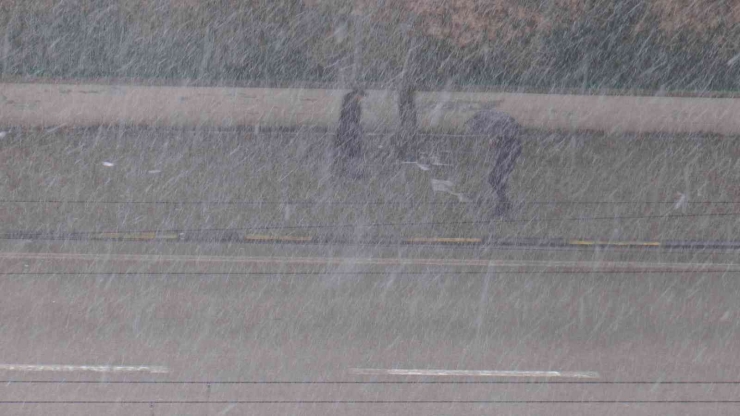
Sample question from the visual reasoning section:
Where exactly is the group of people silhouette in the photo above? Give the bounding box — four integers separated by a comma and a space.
332, 88, 521, 217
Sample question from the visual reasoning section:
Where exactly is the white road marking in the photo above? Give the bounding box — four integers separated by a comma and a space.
0, 364, 169, 374
102, 161, 115, 167
350, 368, 600, 378
0, 252, 737, 273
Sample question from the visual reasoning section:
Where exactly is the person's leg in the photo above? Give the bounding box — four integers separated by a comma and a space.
347, 134, 361, 159
493, 182, 511, 216
332, 135, 347, 176
346, 130, 367, 179
489, 166, 509, 215
491, 139, 521, 216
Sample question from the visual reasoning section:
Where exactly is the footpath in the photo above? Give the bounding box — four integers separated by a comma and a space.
2, 81, 740, 134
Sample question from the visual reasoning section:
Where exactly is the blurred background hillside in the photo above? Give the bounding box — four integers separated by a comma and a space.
1, 0, 738, 92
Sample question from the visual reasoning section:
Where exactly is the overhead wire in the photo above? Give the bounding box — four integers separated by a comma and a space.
1, 399, 738, 404
0, 199, 739, 206
3, 269, 740, 275
12, 211, 739, 236
4, 379, 740, 384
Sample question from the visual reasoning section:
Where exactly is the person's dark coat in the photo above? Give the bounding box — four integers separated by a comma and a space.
335, 89, 364, 160
464, 109, 522, 202
395, 84, 417, 160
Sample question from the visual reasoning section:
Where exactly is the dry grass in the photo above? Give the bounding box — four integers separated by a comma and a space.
1, 128, 738, 243
1, 0, 737, 90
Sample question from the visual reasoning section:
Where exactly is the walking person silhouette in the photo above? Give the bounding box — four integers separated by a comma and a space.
333, 88, 367, 178
464, 108, 522, 216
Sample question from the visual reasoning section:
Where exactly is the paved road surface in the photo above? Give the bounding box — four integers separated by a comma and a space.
1, 241, 739, 415
2, 128, 740, 414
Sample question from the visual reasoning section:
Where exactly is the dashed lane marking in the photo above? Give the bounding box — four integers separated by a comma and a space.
0, 364, 169, 374
403, 237, 483, 245
97, 232, 179, 240
569, 240, 661, 247
243, 235, 313, 243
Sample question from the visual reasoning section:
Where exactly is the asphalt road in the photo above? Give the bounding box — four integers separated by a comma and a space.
1, 241, 739, 415
1, 128, 740, 415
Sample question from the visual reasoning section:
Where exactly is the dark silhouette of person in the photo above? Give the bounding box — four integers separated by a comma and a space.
395, 84, 417, 160
333, 88, 366, 177
464, 108, 522, 216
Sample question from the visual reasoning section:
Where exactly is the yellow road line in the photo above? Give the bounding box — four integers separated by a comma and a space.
97, 232, 180, 240
569, 240, 661, 247
2, 252, 738, 272
83, 233, 664, 248
404, 237, 483, 244
243, 235, 313, 243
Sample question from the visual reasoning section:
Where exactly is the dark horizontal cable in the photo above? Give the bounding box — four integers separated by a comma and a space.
3, 235, 739, 253
4, 380, 740, 384
36, 125, 486, 136
1, 199, 738, 206
204, 211, 740, 229
2, 400, 738, 404
2, 270, 739, 275
33, 211, 740, 235
0, 200, 359, 206
3, 231, 740, 252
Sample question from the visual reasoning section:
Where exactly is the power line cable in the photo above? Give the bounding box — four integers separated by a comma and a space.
21, 211, 740, 236
4, 380, 740, 384
2, 400, 738, 404
2, 269, 740, 275
1, 199, 738, 206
